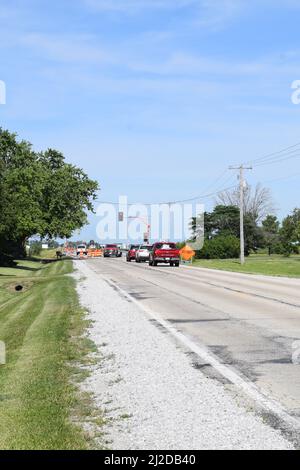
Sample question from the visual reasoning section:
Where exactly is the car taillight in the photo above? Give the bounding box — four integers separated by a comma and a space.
155, 250, 160, 256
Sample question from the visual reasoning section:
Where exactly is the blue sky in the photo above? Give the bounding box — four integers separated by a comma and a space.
1, 0, 300, 240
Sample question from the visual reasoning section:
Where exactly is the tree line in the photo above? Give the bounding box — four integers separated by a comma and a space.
190, 184, 300, 259
0, 128, 99, 265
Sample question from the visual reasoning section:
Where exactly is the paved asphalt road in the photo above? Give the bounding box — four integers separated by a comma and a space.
86, 256, 300, 436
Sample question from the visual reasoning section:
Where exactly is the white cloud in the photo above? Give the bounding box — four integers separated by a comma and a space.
127, 51, 267, 77
20, 33, 109, 64
195, 0, 245, 31
0, 4, 19, 19
84, 0, 246, 32
85, 0, 300, 14
17, 30, 300, 83
85, 0, 197, 12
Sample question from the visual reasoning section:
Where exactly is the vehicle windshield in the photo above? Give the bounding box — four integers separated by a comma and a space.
155, 243, 176, 250
130, 245, 140, 250
77, 245, 86, 249
140, 246, 152, 250
106, 244, 117, 248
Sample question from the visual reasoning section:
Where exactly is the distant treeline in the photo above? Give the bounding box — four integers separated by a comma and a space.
189, 205, 300, 259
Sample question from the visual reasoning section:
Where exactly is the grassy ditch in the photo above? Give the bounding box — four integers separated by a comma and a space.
0, 258, 101, 450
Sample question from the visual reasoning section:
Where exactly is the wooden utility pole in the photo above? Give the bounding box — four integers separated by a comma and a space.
229, 165, 252, 265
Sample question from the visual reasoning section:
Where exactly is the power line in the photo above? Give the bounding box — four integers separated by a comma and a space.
261, 171, 300, 184
166, 184, 238, 204
245, 142, 300, 167
245, 141, 300, 164
252, 151, 300, 168
95, 167, 237, 206
95, 141, 300, 208
96, 183, 238, 206
198, 168, 228, 194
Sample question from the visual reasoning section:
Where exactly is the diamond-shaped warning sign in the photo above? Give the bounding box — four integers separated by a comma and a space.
179, 245, 196, 261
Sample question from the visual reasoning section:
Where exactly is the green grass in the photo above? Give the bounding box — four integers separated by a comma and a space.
37, 248, 61, 259
192, 254, 300, 278
0, 258, 101, 450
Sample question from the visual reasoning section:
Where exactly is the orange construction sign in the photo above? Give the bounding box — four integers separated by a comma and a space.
180, 245, 196, 261
87, 249, 103, 258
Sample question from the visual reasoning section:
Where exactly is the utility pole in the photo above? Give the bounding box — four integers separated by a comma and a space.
128, 216, 151, 243
229, 165, 252, 265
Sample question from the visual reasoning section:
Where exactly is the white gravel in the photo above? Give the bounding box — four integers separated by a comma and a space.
75, 260, 293, 450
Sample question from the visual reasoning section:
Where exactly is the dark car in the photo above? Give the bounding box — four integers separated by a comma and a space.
126, 244, 140, 262
104, 244, 122, 258
149, 242, 180, 267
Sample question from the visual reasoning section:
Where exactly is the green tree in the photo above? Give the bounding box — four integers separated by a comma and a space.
262, 215, 280, 255
191, 205, 263, 257
0, 129, 99, 264
38, 149, 99, 239
197, 235, 240, 260
210, 205, 240, 237
29, 241, 43, 257
0, 129, 45, 260
190, 206, 240, 241
280, 209, 300, 256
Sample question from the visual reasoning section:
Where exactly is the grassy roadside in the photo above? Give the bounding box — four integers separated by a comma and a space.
34, 248, 63, 259
192, 254, 300, 278
0, 258, 100, 450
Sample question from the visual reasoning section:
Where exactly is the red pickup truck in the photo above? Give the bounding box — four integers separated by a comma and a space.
103, 244, 122, 258
149, 242, 180, 267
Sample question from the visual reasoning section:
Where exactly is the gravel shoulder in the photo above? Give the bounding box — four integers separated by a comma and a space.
75, 260, 293, 450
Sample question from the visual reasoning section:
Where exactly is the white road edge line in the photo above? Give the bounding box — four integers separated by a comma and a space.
105, 274, 300, 434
